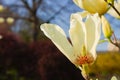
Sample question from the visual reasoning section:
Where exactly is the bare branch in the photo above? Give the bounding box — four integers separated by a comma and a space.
36, 0, 43, 9
6, 5, 26, 9
47, 3, 67, 22
21, 0, 33, 13
14, 16, 33, 22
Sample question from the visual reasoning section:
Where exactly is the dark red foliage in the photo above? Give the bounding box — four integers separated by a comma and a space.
30, 40, 84, 80
0, 33, 40, 79
0, 33, 84, 80
39, 47, 84, 80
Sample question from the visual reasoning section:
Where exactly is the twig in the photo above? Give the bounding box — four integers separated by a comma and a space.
108, 3, 120, 17
109, 33, 120, 51
104, 0, 120, 17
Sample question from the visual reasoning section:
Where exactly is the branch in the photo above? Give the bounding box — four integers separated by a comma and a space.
32, 0, 37, 13
36, 0, 43, 8
109, 33, 120, 51
46, 2, 68, 22
21, 0, 33, 13
14, 16, 33, 22
109, 3, 120, 17
38, 0, 42, 4
5, 5, 25, 8
32, 0, 43, 14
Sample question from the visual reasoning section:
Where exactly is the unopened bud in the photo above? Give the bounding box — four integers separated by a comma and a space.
101, 16, 113, 39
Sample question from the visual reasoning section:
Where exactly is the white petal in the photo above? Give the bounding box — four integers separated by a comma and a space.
73, 0, 84, 9
85, 14, 101, 58
76, 11, 90, 18
40, 23, 74, 62
69, 13, 86, 56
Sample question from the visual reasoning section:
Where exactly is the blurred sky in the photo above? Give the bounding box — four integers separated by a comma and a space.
2, 0, 120, 51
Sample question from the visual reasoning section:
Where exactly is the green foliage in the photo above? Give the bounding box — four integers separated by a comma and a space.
105, 0, 114, 4
0, 68, 25, 80
0, 33, 85, 80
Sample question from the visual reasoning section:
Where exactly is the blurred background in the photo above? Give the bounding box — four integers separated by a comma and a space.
0, 0, 120, 80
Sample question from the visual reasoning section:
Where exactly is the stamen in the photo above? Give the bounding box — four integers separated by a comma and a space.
75, 55, 94, 65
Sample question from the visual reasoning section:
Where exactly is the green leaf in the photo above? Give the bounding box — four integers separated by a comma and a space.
105, 0, 114, 4
98, 39, 108, 44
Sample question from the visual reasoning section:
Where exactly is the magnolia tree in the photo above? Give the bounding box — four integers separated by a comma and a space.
40, 0, 120, 80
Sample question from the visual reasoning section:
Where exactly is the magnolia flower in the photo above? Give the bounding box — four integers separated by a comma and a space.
40, 13, 101, 68
108, 0, 120, 19
73, 0, 109, 15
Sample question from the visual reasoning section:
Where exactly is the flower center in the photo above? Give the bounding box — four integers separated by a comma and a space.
75, 55, 94, 65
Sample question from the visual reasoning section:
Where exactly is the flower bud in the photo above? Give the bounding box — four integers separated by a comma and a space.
101, 16, 113, 39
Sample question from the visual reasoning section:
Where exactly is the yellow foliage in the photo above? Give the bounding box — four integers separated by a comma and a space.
89, 52, 120, 76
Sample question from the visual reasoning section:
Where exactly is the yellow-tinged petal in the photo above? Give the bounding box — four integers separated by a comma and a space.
69, 13, 86, 56
85, 15, 96, 51
73, 0, 84, 9
91, 14, 101, 58
82, 0, 108, 15
76, 11, 90, 18
40, 23, 75, 62
90, 14, 101, 51
85, 14, 101, 59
